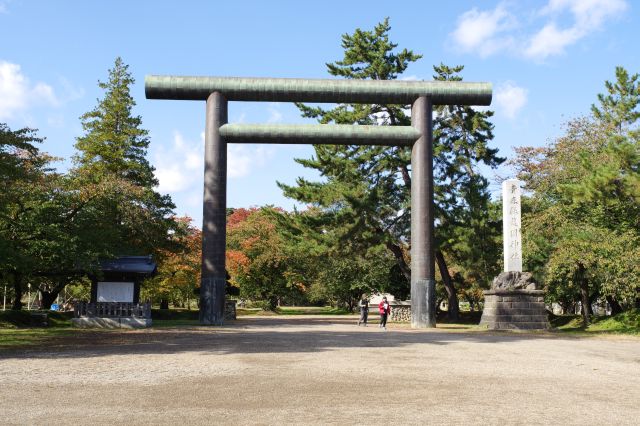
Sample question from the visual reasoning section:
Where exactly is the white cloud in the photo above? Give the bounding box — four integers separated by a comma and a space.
0, 61, 60, 120
523, 23, 580, 60
450, 4, 518, 57
0, 1, 9, 14
449, 0, 628, 61
494, 81, 528, 119
154, 132, 202, 193
228, 144, 274, 178
524, 0, 628, 60
541, 0, 627, 28
154, 130, 276, 194
200, 130, 274, 178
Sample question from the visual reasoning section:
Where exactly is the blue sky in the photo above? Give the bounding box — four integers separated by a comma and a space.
1, 0, 638, 226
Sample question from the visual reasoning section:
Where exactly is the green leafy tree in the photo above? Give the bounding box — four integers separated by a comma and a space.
0, 124, 47, 309
1, 58, 182, 310
0, 124, 123, 309
309, 246, 399, 311
514, 113, 639, 323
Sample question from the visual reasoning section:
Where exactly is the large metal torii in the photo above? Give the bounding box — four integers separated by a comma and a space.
145, 76, 492, 327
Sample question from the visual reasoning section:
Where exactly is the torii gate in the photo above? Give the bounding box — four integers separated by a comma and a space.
145, 76, 492, 328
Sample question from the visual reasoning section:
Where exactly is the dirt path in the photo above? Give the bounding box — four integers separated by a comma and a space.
1, 316, 639, 425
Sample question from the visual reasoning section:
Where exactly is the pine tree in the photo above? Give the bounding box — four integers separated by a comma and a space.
282, 18, 419, 288
280, 20, 503, 320
74, 57, 157, 187
591, 66, 640, 134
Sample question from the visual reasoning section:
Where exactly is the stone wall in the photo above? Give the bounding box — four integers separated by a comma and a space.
480, 290, 549, 330
389, 302, 411, 322
367, 301, 411, 322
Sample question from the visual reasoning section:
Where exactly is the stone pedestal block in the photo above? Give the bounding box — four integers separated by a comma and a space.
480, 290, 550, 330
71, 317, 152, 329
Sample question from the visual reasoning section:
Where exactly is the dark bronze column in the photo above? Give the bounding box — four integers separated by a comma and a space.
200, 91, 227, 325
411, 96, 436, 328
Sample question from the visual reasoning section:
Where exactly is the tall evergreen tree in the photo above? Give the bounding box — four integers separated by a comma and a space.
280, 20, 503, 319
74, 57, 157, 187
72, 57, 176, 256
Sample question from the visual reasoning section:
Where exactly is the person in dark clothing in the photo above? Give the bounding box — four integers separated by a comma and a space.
378, 296, 391, 330
357, 294, 369, 326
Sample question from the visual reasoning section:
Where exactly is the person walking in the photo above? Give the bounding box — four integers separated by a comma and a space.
357, 294, 369, 326
379, 296, 391, 330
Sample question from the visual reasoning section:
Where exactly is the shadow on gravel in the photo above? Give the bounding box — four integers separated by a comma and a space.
0, 316, 566, 360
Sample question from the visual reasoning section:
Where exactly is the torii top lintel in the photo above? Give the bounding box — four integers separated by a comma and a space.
145, 75, 492, 105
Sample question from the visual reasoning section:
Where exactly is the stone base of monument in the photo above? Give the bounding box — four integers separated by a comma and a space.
480, 271, 550, 330
480, 290, 549, 330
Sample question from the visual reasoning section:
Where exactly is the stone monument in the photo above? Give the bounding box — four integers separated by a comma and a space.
480, 180, 550, 330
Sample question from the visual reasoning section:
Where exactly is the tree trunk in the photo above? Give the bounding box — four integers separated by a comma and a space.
40, 292, 58, 310
160, 299, 169, 310
11, 272, 23, 311
268, 296, 278, 311
435, 251, 459, 321
605, 295, 623, 315
577, 264, 590, 326
385, 241, 411, 282
39, 278, 68, 310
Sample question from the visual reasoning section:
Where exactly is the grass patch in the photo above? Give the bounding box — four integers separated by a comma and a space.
0, 310, 73, 329
149, 309, 200, 327
552, 309, 640, 335
0, 328, 79, 348
236, 308, 265, 316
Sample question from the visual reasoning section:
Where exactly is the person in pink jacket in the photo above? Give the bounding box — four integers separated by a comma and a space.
378, 296, 391, 330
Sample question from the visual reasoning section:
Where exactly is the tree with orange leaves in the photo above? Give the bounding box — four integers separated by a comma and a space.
226, 207, 306, 310
145, 216, 201, 309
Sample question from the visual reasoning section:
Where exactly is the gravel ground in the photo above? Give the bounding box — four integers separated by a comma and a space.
1, 315, 639, 425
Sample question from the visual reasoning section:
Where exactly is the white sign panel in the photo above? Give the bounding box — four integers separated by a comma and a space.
97, 282, 134, 302
502, 179, 522, 272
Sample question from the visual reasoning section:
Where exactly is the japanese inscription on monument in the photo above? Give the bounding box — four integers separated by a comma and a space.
503, 179, 522, 272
